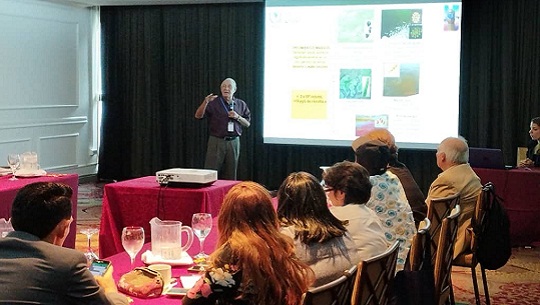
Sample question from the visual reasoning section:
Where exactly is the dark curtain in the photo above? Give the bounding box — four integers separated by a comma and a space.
99, 0, 540, 193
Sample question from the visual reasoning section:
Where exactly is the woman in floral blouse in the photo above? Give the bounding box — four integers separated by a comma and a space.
183, 181, 314, 305
352, 138, 417, 271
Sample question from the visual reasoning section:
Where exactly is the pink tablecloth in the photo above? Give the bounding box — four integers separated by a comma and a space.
473, 167, 540, 246
0, 173, 79, 248
99, 177, 239, 258
105, 219, 219, 305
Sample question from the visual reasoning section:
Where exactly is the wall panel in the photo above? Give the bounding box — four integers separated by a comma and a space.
0, 0, 96, 177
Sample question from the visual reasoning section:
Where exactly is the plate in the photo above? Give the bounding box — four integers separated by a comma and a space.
15, 169, 47, 178
141, 250, 193, 266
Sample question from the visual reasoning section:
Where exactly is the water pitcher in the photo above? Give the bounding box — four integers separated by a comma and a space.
149, 217, 193, 260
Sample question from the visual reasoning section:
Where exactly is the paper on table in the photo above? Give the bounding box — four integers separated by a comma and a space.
141, 250, 193, 266
180, 275, 201, 289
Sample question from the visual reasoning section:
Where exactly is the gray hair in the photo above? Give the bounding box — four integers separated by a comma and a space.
438, 136, 469, 164
221, 77, 237, 90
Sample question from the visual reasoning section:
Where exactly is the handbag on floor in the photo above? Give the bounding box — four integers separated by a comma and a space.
390, 232, 436, 305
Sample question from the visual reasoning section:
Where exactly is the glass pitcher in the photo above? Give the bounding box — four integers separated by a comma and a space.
149, 217, 193, 260
19, 151, 39, 171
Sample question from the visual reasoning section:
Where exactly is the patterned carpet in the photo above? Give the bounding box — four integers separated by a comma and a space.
75, 182, 540, 304
76, 182, 104, 254
452, 247, 540, 304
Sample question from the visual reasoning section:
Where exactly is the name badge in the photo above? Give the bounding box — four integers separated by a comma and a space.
228, 121, 235, 132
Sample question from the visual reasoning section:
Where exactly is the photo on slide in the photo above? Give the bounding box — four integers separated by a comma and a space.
355, 115, 389, 136
337, 10, 375, 43
340, 69, 372, 100
443, 4, 461, 31
382, 63, 420, 97
381, 9, 423, 39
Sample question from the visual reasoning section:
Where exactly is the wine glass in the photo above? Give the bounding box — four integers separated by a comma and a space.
7, 154, 19, 181
80, 226, 99, 264
192, 213, 212, 262
121, 226, 145, 268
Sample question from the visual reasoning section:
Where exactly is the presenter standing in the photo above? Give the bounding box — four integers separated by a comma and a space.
195, 78, 251, 180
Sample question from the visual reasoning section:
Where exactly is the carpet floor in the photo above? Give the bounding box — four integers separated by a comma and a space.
75, 182, 540, 304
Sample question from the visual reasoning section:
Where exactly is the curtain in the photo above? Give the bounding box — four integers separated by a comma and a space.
99, 0, 540, 193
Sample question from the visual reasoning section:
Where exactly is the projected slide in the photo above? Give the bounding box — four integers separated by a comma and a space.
264, 1, 462, 149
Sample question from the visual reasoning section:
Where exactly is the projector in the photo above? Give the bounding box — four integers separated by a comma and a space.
156, 168, 218, 187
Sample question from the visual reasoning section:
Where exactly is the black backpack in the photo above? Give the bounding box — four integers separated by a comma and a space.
475, 182, 511, 270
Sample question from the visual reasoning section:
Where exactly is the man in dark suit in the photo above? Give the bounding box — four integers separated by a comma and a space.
0, 182, 129, 305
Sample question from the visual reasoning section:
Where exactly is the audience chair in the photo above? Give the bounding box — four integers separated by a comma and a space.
301, 264, 358, 305
427, 192, 460, 264
452, 183, 493, 305
433, 205, 461, 305
351, 241, 400, 305
407, 217, 432, 271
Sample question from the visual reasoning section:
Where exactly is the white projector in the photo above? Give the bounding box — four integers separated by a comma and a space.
156, 168, 218, 187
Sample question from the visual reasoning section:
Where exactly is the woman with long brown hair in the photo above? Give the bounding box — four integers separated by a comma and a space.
183, 181, 314, 305
277, 171, 360, 287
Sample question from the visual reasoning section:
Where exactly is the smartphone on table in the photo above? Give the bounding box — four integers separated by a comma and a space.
167, 287, 190, 297
88, 259, 111, 276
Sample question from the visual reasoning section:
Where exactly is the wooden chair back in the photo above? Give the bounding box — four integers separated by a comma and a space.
301, 264, 358, 305
427, 192, 460, 264
407, 217, 431, 271
351, 241, 400, 305
433, 205, 461, 305
453, 183, 493, 305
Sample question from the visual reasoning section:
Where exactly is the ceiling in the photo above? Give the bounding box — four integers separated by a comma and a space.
41, 0, 258, 8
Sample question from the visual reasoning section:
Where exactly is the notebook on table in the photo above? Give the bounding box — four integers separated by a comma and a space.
468, 147, 506, 169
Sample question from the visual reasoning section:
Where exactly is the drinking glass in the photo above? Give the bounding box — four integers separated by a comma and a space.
192, 213, 212, 262
80, 226, 99, 264
121, 226, 145, 268
7, 154, 19, 181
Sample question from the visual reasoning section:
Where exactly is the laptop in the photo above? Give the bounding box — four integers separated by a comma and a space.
468, 147, 506, 169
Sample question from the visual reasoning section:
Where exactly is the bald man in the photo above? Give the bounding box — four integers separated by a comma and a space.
195, 78, 251, 180
426, 137, 482, 259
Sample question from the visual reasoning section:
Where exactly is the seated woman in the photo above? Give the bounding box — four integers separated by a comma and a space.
322, 161, 389, 260
518, 116, 540, 167
277, 171, 360, 287
352, 138, 416, 271
183, 181, 314, 305
353, 128, 427, 225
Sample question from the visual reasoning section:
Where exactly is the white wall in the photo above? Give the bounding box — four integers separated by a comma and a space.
0, 0, 97, 177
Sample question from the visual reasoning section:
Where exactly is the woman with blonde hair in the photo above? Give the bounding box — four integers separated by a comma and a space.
183, 181, 314, 305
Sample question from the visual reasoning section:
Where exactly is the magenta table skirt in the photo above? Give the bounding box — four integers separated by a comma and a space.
99, 177, 239, 258
473, 167, 540, 246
